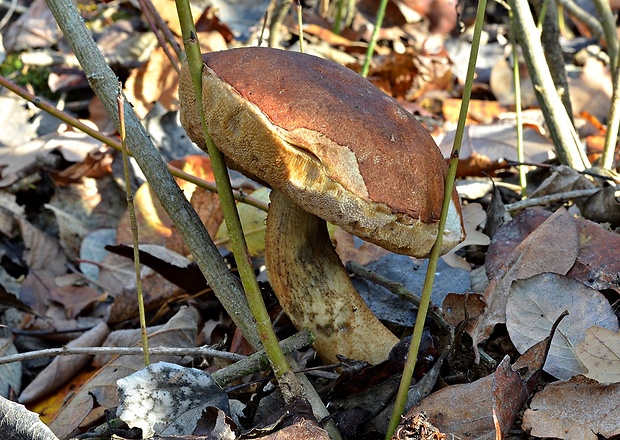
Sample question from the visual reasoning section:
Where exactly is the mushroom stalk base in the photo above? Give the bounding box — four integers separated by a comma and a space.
265, 190, 399, 364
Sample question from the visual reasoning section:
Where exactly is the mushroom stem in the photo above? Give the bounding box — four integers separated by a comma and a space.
265, 190, 399, 364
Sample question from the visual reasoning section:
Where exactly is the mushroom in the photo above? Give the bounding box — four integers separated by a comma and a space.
179, 47, 465, 364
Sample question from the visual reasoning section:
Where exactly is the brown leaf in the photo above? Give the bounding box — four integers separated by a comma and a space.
108, 269, 181, 325
124, 46, 181, 118
442, 293, 486, 327
522, 376, 620, 440
528, 165, 595, 199
442, 98, 510, 126
580, 185, 620, 226
568, 58, 613, 123
468, 208, 579, 355
333, 228, 390, 266
48, 285, 107, 319
20, 271, 57, 316
409, 353, 537, 439
3, 0, 58, 52
259, 419, 330, 440
19, 218, 68, 275
105, 243, 207, 296
18, 322, 110, 404
409, 333, 549, 439
117, 155, 219, 246
487, 207, 620, 290
116, 184, 173, 245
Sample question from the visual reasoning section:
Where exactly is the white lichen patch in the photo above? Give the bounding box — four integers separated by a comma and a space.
117, 362, 229, 437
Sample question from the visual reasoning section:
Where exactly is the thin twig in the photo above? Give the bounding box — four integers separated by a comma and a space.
0, 346, 245, 365
504, 185, 619, 211
136, 0, 181, 73
510, 12, 527, 197
555, 0, 604, 39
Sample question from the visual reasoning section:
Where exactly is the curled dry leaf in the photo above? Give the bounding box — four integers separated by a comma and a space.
580, 185, 620, 226
506, 272, 619, 380
576, 326, 620, 384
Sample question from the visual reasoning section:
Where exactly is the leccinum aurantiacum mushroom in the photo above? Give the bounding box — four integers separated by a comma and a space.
179, 47, 465, 364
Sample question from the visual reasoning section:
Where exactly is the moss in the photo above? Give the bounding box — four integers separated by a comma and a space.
0, 53, 56, 100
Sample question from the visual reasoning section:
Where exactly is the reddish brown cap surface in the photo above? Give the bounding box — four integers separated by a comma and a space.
180, 47, 464, 256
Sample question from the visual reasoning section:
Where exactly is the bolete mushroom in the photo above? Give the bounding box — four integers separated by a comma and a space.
179, 47, 465, 364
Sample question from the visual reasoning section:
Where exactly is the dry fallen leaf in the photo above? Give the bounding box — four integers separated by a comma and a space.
117, 362, 229, 437
443, 202, 490, 269
576, 326, 620, 384
568, 57, 613, 123
409, 334, 550, 439
486, 207, 620, 291
48, 285, 107, 319
124, 46, 181, 119
442, 293, 486, 327
506, 272, 619, 380
47, 307, 199, 439
216, 187, 269, 257
19, 322, 110, 404
468, 208, 579, 355
0, 396, 58, 440
522, 375, 620, 440
439, 123, 555, 177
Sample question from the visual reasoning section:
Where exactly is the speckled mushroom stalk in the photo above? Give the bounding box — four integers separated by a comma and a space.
179, 47, 465, 364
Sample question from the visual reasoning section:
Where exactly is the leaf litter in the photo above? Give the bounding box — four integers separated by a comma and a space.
0, 1, 619, 439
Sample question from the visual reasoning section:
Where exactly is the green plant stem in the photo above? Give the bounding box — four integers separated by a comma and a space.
510, 14, 527, 197
175, 0, 293, 384
117, 84, 150, 366
596, 0, 620, 170
0, 75, 269, 212
509, 0, 590, 171
297, 1, 304, 53
536, 0, 550, 28
361, 0, 388, 77
44, 0, 261, 348
554, 0, 603, 40
592, 0, 618, 75
602, 56, 620, 170
384, 0, 486, 436
332, 0, 344, 34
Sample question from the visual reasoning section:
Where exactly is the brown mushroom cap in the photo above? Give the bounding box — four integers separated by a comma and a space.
180, 47, 464, 257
